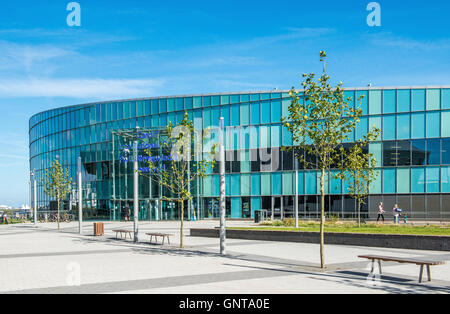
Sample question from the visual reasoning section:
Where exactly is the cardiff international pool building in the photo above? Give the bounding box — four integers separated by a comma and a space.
29, 87, 450, 221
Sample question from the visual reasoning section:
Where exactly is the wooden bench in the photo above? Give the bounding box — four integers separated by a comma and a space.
113, 229, 133, 240
146, 233, 172, 245
358, 255, 446, 283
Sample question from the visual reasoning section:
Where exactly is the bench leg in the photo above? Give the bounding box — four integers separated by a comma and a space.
427, 265, 431, 282
168, 237, 170, 245
419, 265, 424, 283
370, 260, 375, 274
378, 260, 382, 275
162, 237, 165, 245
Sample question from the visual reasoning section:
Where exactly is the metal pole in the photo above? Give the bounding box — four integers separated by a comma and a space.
78, 157, 83, 234
219, 117, 226, 255
295, 170, 299, 228
33, 175, 37, 225
133, 140, 139, 243
29, 179, 32, 221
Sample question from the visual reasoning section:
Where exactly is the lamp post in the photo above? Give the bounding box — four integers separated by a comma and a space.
31, 170, 37, 225
133, 140, 139, 243
219, 117, 226, 255
78, 157, 83, 234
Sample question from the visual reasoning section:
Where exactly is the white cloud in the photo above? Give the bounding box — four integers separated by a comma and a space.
0, 78, 165, 99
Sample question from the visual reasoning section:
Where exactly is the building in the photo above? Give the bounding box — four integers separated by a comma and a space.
29, 87, 450, 221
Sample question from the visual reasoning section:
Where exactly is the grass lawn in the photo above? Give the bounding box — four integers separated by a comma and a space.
230, 222, 450, 236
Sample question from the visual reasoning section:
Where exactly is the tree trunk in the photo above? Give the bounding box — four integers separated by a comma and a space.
57, 192, 60, 231
358, 199, 361, 228
320, 168, 325, 269
180, 200, 184, 248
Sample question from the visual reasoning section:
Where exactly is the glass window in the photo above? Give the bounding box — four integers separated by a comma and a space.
383, 141, 397, 166
272, 173, 282, 195
202, 96, 211, 107
397, 168, 410, 193
220, 106, 230, 127
250, 102, 260, 125
411, 168, 425, 193
411, 113, 425, 138
250, 126, 259, 149
427, 139, 441, 165
356, 91, 368, 115
282, 172, 293, 195
261, 173, 271, 195
442, 167, 450, 193
356, 117, 368, 140
240, 103, 250, 126
330, 171, 342, 194
272, 100, 281, 122
193, 97, 202, 108
344, 91, 355, 108
397, 114, 410, 139
271, 125, 281, 148
250, 93, 260, 102
230, 95, 240, 104
442, 111, 450, 137
297, 171, 304, 194
305, 171, 317, 195
426, 167, 440, 193
383, 90, 397, 113
220, 95, 230, 105
251, 197, 261, 212
241, 174, 250, 195
383, 115, 396, 140
231, 198, 241, 218
203, 108, 211, 128
231, 174, 241, 196
426, 112, 440, 138
261, 101, 271, 124
282, 99, 290, 120
442, 138, 450, 165
369, 90, 382, 114
397, 140, 411, 166
251, 173, 261, 196
176, 98, 184, 111
151, 100, 159, 114
282, 126, 293, 146
369, 116, 382, 135
240, 94, 250, 103
167, 98, 175, 112
383, 168, 396, 194
411, 139, 426, 165
160, 99, 167, 113
369, 142, 382, 167
442, 89, 450, 109
185, 97, 193, 109
426, 89, 440, 110
230, 104, 240, 126
412, 89, 426, 111
211, 107, 220, 128
397, 89, 411, 112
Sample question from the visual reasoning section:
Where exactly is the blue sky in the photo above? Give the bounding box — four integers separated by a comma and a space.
0, 0, 449, 207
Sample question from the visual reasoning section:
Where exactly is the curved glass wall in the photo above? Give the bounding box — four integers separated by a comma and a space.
29, 87, 450, 220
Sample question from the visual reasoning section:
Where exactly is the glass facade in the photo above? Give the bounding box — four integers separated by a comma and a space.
29, 87, 450, 220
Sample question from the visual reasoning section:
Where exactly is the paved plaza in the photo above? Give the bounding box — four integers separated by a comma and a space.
0, 220, 449, 294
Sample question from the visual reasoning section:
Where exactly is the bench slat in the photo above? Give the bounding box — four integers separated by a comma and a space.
358, 255, 445, 266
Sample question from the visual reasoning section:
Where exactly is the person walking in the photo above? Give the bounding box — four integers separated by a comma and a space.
377, 202, 385, 223
393, 204, 400, 224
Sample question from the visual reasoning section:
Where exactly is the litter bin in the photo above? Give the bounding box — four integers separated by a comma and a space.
254, 210, 262, 223
94, 222, 104, 236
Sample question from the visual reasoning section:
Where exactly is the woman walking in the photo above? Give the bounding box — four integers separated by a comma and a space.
377, 202, 385, 223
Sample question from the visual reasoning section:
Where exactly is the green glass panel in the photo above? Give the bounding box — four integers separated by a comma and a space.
241, 174, 251, 195
397, 168, 410, 193
356, 91, 368, 115
426, 112, 440, 138
397, 114, 410, 140
220, 95, 230, 105
369, 142, 382, 167
272, 173, 282, 195
426, 89, 440, 110
443, 89, 450, 109
412, 89, 426, 111
442, 111, 450, 137
240, 103, 250, 126
261, 173, 271, 195
411, 168, 425, 193
411, 113, 425, 138
369, 170, 382, 194
251, 173, 261, 196
383, 90, 396, 114
442, 167, 450, 193
397, 89, 411, 112
193, 97, 202, 108
282, 172, 293, 195
369, 90, 382, 115
167, 98, 175, 112
426, 167, 440, 193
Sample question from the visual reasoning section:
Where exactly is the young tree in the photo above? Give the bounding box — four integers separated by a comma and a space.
41, 159, 73, 231
338, 135, 380, 228
282, 51, 374, 268
140, 112, 215, 248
